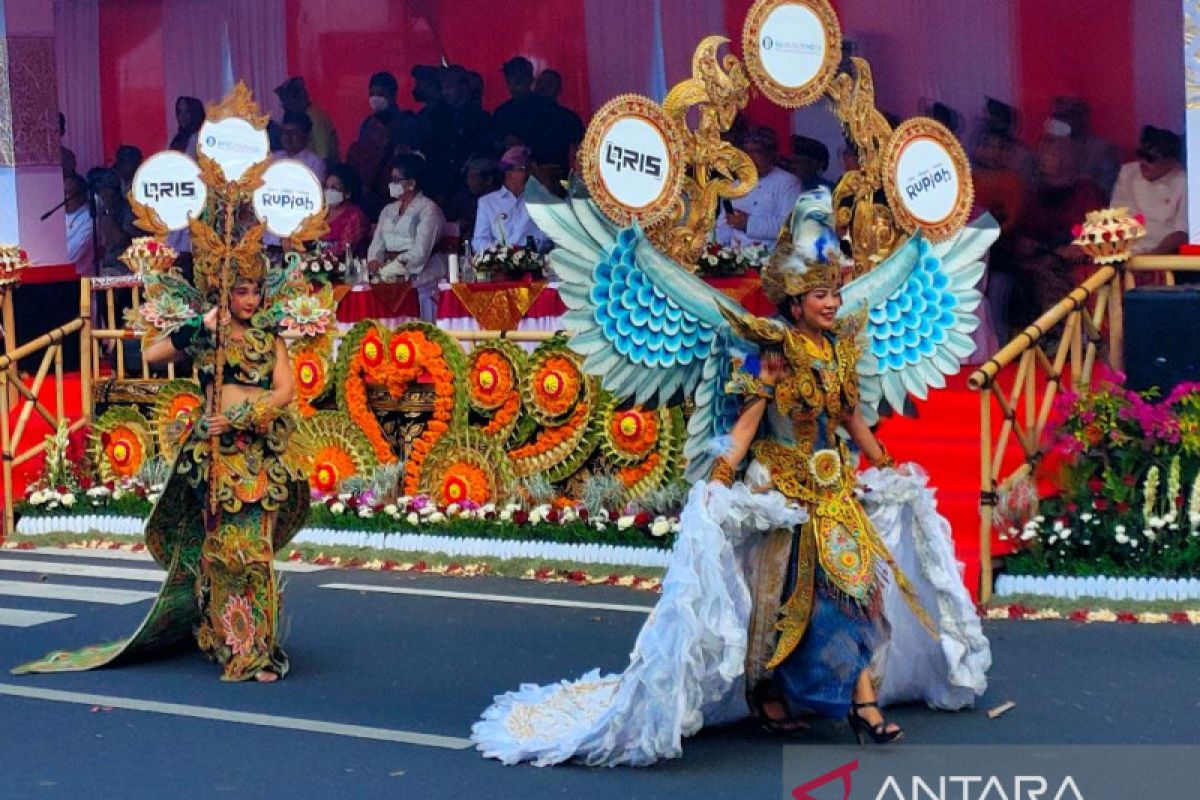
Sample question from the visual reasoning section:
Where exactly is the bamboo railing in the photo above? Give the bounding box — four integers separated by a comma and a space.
1, 281, 93, 538
969, 254, 1200, 602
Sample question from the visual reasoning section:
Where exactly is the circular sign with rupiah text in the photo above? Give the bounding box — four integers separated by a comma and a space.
881, 117, 973, 242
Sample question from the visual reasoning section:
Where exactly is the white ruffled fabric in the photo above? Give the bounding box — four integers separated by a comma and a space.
861, 466, 992, 710
472, 468, 992, 767
472, 482, 806, 767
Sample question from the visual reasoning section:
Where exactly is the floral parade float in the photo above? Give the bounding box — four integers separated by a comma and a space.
18, 267, 689, 568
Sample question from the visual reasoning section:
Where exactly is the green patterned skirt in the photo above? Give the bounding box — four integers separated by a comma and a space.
11, 438, 309, 681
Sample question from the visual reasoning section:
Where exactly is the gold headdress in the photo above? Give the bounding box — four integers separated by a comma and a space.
759, 188, 849, 305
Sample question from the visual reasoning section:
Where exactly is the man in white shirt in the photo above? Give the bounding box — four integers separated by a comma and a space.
274, 111, 326, 183
1111, 125, 1187, 257
471, 146, 549, 254
715, 127, 803, 249
63, 173, 94, 276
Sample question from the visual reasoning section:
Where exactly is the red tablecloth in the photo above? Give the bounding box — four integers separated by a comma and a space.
336, 282, 420, 324
438, 279, 568, 322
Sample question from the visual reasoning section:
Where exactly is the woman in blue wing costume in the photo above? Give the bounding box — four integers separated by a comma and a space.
472, 184, 995, 766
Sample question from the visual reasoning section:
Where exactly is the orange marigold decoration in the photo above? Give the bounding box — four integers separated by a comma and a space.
466, 342, 526, 441
439, 461, 491, 506
150, 379, 202, 461
88, 406, 154, 483
310, 446, 357, 494
599, 396, 686, 500
419, 430, 511, 505
509, 402, 593, 478
336, 322, 396, 464
291, 336, 332, 418
609, 408, 659, 460
618, 452, 661, 488
284, 410, 378, 496
530, 355, 581, 421
509, 339, 599, 481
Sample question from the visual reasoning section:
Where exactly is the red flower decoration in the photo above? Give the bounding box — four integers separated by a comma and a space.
513, 509, 529, 525
1115, 611, 1138, 623
1115, 501, 1130, 514
633, 511, 652, 527
1088, 477, 1104, 492
1093, 498, 1109, 511
1169, 612, 1191, 624
1068, 609, 1090, 622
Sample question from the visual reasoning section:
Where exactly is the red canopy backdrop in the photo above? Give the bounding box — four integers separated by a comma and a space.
75, 1, 1183, 188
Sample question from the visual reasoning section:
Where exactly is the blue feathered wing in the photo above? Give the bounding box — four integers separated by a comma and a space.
838, 215, 1000, 424
526, 178, 750, 481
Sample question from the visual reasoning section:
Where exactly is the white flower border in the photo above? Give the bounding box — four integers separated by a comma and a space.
14, 515, 671, 569
995, 573, 1200, 602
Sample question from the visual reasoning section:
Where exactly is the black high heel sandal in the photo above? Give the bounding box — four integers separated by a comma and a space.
751, 682, 809, 735
847, 700, 904, 745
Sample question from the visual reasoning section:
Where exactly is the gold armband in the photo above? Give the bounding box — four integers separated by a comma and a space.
709, 457, 736, 487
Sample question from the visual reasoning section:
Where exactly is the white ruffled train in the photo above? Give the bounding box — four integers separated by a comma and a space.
472, 468, 991, 767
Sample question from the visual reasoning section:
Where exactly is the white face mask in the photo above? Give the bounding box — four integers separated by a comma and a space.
368, 95, 388, 113
389, 182, 406, 199
324, 188, 345, 207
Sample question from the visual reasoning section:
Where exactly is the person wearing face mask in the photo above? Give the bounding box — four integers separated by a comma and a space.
367, 154, 447, 320
320, 165, 370, 260
357, 71, 421, 156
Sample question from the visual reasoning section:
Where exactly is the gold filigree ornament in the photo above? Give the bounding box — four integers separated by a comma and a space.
204, 81, 271, 130
129, 198, 171, 240
578, 94, 686, 229
809, 448, 842, 487
828, 57, 901, 271
651, 36, 756, 268
880, 116, 973, 243
741, 0, 842, 108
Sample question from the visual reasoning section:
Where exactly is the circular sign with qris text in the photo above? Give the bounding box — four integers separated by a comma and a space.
130, 151, 207, 231
579, 94, 683, 227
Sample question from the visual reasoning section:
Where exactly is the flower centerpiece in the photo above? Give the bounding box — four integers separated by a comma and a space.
695, 242, 770, 277
472, 243, 545, 280
300, 242, 349, 283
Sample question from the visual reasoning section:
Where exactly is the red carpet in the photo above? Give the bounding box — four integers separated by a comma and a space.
878, 372, 1025, 599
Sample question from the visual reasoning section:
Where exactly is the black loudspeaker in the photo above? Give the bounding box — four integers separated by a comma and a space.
1124, 286, 1200, 394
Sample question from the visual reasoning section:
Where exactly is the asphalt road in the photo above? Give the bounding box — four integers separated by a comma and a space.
1, 547, 1198, 800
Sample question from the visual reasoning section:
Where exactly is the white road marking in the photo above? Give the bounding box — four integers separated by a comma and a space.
7, 548, 326, 573
320, 583, 654, 614
0, 579, 156, 605
0, 609, 75, 627
0, 559, 163, 583
0, 684, 472, 749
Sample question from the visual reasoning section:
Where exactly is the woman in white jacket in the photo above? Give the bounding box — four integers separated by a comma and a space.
367, 153, 447, 321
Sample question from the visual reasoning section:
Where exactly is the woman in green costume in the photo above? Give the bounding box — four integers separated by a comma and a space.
14, 245, 310, 682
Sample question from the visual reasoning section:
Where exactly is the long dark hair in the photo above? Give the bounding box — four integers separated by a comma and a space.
170, 97, 205, 152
